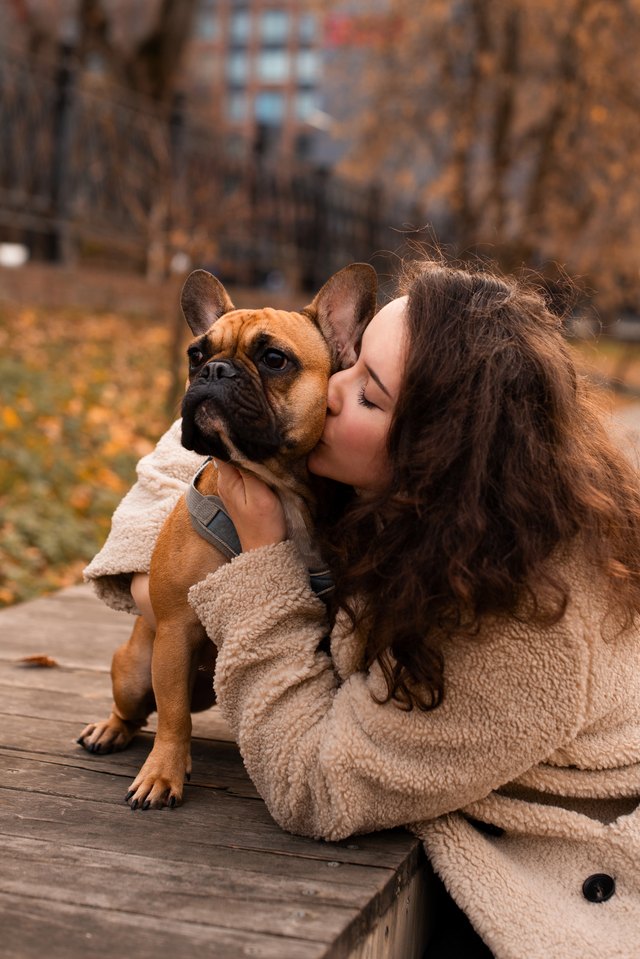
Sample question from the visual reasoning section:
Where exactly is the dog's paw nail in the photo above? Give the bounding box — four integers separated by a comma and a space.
168, 796, 177, 808
186, 772, 191, 782
124, 790, 134, 802
76, 737, 84, 745
142, 800, 151, 810
131, 799, 139, 810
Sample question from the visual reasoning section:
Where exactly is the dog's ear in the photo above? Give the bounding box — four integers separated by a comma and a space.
303, 263, 378, 370
181, 270, 236, 336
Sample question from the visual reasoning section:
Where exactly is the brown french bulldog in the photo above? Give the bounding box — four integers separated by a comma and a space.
78, 263, 377, 808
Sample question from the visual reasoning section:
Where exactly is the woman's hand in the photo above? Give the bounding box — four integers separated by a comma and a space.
216, 460, 287, 553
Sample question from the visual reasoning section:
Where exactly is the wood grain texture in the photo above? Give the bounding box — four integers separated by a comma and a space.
0, 584, 431, 957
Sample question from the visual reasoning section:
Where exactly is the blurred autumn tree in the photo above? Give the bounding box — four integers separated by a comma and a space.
329, 0, 640, 316
8, 0, 198, 103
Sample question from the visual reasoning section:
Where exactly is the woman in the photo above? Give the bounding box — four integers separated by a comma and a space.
85, 259, 640, 958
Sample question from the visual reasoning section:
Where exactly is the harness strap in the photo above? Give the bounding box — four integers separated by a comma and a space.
308, 568, 334, 599
186, 459, 334, 603
186, 472, 241, 562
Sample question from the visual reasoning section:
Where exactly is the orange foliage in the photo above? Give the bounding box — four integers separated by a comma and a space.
0, 301, 174, 607
329, 0, 640, 317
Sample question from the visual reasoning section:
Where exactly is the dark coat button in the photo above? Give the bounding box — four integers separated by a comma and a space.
582, 874, 615, 903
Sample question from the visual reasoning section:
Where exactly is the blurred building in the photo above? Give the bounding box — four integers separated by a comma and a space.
187, 0, 329, 162
4, 0, 394, 166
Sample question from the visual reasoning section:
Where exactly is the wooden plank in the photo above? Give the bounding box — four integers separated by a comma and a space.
0, 785, 425, 956
1, 584, 124, 627
0, 757, 419, 870
0, 585, 430, 958
0, 622, 125, 669
0, 791, 401, 892
0, 833, 361, 944
343, 865, 433, 959
0, 664, 236, 743
0, 585, 131, 668
0, 658, 236, 744
0, 890, 324, 959
1, 663, 116, 698
0, 722, 261, 801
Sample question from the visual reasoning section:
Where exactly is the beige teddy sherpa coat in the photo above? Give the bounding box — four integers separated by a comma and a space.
85, 421, 640, 959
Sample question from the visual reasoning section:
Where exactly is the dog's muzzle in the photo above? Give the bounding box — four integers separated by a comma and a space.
181, 360, 283, 462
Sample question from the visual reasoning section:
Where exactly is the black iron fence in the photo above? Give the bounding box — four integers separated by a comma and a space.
0, 43, 425, 290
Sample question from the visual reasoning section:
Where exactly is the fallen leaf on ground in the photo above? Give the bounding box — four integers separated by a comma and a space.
18, 654, 59, 668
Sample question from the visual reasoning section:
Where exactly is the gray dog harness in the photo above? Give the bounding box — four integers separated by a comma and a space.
186, 459, 334, 602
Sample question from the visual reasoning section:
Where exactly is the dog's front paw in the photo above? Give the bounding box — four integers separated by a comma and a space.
77, 715, 140, 754
125, 744, 191, 810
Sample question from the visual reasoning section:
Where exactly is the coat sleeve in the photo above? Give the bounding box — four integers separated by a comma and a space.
188, 541, 593, 842
83, 419, 205, 614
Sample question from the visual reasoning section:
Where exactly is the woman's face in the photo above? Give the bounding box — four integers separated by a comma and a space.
308, 296, 407, 491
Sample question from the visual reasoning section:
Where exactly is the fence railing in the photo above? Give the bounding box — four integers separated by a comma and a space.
0, 43, 425, 290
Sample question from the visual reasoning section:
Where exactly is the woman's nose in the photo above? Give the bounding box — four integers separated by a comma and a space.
326, 371, 344, 414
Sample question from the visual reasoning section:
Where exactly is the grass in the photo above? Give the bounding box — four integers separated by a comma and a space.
0, 302, 176, 607
1, 300, 640, 609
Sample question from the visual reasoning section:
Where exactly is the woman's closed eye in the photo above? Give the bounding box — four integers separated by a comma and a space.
358, 385, 378, 409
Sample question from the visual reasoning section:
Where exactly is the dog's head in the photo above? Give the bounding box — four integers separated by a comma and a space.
180, 264, 377, 472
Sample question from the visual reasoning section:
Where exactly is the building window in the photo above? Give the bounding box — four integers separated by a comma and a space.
255, 91, 285, 125
295, 50, 319, 84
227, 91, 248, 122
196, 10, 218, 40
259, 10, 289, 44
298, 13, 316, 44
230, 9, 251, 44
295, 90, 318, 120
257, 49, 289, 83
226, 51, 249, 84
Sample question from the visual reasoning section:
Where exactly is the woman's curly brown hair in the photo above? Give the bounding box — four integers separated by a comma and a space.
321, 258, 640, 711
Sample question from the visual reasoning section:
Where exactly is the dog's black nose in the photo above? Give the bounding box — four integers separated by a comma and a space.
200, 360, 237, 382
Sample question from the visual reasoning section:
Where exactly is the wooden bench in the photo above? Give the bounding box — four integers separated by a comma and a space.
0, 585, 431, 958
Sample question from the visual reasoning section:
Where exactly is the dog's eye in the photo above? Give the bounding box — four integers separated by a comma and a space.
262, 349, 289, 371
188, 348, 205, 368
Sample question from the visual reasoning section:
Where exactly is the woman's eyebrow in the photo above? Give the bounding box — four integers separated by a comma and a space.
364, 363, 391, 397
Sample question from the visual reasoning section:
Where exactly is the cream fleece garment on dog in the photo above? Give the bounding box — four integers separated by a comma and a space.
83, 420, 204, 613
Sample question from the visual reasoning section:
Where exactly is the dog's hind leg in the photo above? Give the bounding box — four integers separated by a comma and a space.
78, 616, 156, 754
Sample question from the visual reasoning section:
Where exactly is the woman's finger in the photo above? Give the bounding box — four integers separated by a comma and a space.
216, 460, 246, 505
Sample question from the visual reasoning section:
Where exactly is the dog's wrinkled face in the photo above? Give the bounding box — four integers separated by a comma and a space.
179, 264, 378, 474
181, 306, 331, 466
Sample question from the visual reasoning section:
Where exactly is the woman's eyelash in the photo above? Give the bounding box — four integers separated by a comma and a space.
357, 385, 376, 409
